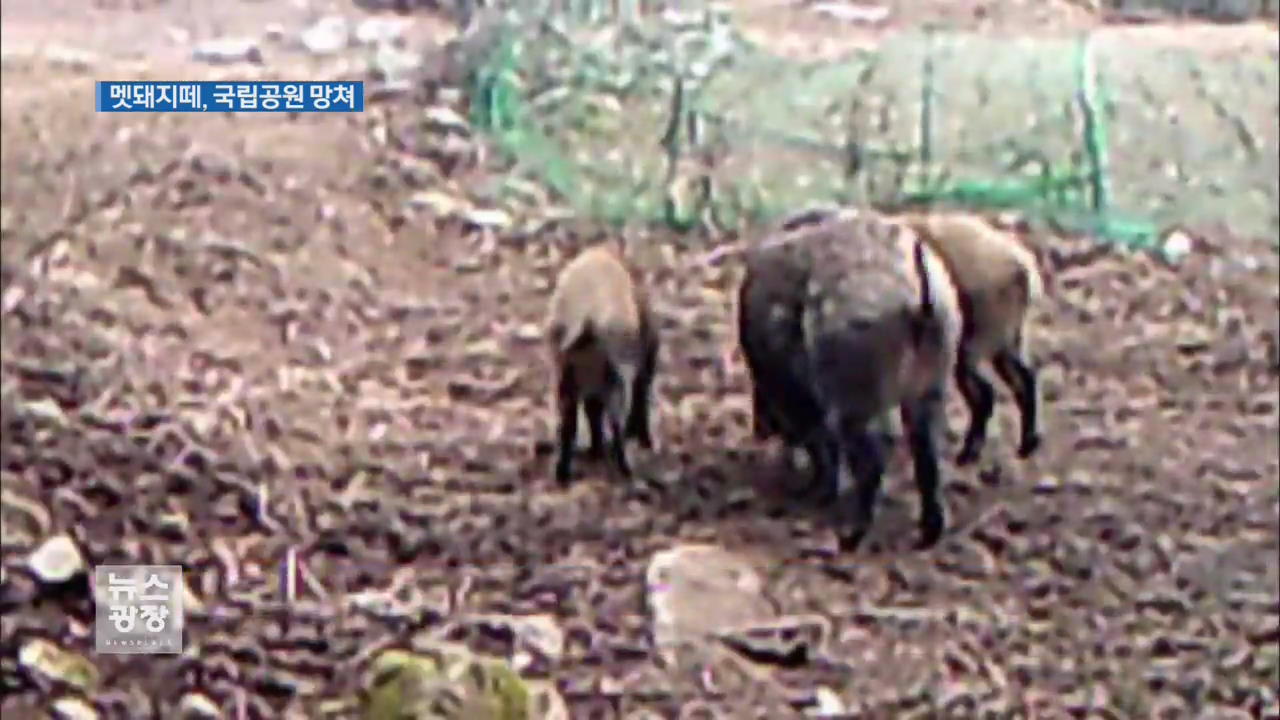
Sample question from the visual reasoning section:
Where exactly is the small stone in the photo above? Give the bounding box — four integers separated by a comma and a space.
599, 676, 623, 696
807, 686, 845, 717
467, 613, 565, 664
516, 615, 566, 663
300, 16, 349, 56
510, 650, 534, 672
22, 397, 66, 424
1031, 475, 1063, 494
176, 691, 222, 719
370, 43, 423, 84
18, 638, 99, 691
355, 17, 410, 46
453, 255, 486, 273
407, 190, 469, 216
28, 535, 85, 585
512, 324, 543, 344
51, 696, 99, 720
461, 208, 512, 231
155, 512, 190, 540
991, 211, 1026, 230
422, 106, 471, 135
809, 1, 890, 24
263, 24, 286, 43
192, 38, 263, 65
1161, 229, 1194, 262
367, 81, 412, 103
42, 45, 98, 73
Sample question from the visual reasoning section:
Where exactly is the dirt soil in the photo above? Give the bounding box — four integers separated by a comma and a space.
2, 1, 1278, 719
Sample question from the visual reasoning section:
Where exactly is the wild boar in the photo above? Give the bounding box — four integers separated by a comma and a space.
546, 242, 659, 484
900, 211, 1044, 465
738, 208, 963, 549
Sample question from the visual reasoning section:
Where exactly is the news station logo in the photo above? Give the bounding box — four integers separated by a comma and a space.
94, 565, 184, 655
95, 81, 365, 113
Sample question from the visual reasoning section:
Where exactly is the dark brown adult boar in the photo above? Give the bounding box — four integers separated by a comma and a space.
545, 241, 659, 485
899, 211, 1045, 465
738, 209, 963, 550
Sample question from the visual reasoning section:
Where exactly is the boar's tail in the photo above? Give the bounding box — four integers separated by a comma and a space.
913, 235, 933, 320
550, 317, 596, 355
908, 235, 935, 347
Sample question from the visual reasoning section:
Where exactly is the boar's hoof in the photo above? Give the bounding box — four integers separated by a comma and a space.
915, 506, 946, 550
1016, 432, 1042, 459
635, 430, 654, 451
838, 525, 870, 553
554, 460, 573, 486
955, 443, 982, 467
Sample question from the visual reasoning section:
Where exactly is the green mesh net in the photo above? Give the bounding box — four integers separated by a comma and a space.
462, 2, 1279, 252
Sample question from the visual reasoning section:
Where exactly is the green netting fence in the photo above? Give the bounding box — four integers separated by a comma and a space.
457, 1, 1279, 251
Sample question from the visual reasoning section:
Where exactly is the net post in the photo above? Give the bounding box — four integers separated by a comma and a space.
660, 74, 691, 230
919, 26, 937, 170
1075, 32, 1112, 226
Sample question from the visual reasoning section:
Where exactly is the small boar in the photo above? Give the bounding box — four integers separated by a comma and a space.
739, 208, 963, 550
899, 211, 1044, 465
546, 242, 659, 485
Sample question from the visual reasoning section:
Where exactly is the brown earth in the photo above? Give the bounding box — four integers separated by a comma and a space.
2, 1, 1278, 719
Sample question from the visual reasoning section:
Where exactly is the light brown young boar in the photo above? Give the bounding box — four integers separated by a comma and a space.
899, 211, 1044, 465
545, 242, 659, 485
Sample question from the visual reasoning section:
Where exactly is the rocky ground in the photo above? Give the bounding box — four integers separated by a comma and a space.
2, 1, 1278, 719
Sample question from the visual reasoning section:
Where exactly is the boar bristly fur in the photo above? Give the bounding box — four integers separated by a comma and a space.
546, 242, 659, 485
900, 212, 1044, 465
738, 212, 836, 490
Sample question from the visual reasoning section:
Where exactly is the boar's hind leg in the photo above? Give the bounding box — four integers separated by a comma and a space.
555, 367, 581, 485
836, 427, 890, 553
740, 338, 782, 440
992, 347, 1041, 459
906, 386, 947, 549
774, 382, 830, 495
605, 372, 634, 479
750, 384, 780, 440
621, 388, 651, 450
802, 435, 839, 502
584, 396, 607, 460
953, 350, 996, 466
744, 357, 792, 442
625, 344, 657, 450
